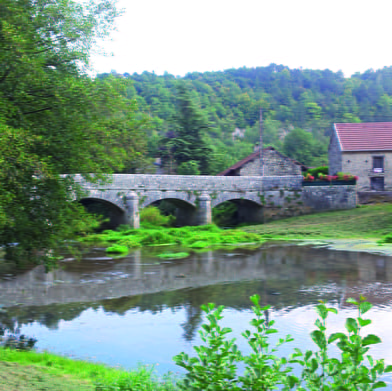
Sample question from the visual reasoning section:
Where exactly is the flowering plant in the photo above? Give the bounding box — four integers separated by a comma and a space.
303, 173, 314, 181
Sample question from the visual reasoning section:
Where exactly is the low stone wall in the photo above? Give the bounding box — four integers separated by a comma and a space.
357, 191, 392, 204
302, 185, 357, 211
262, 185, 357, 222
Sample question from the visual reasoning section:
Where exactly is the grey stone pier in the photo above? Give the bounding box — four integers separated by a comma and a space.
197, 193, 212, 225
125, 192, 140, 229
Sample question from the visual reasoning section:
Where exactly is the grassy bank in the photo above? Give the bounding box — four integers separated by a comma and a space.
0, 348, 177, 391
243, 203, 392, 240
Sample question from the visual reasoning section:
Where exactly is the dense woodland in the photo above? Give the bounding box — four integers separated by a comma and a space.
99, 65, 392, 173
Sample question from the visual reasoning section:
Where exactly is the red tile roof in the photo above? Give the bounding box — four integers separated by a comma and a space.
217, 147, 307, 176
334, 122, 392, 151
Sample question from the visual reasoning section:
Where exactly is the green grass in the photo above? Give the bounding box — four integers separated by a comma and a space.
243, 204, 392, 240
80, 224, 264, 253
0, 348, 178, 390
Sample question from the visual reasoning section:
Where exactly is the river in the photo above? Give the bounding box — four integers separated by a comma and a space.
1, 243, 392, 386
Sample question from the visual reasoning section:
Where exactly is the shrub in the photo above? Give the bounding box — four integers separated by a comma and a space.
177, 160, 200, 175
306, 166, 329, 177
213, 202, 238, 227
174, 295, 392, 390
336, 172, 359, 181
140, 206, 175, 227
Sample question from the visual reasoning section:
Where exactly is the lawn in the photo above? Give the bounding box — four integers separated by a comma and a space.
0, 349, 177, 391
242, 203, 392, 240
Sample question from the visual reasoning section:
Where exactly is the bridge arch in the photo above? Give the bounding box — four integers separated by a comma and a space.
143, 196, 198, 226
79, 196, 127, 230
213, 196, 263, 225
140, 191, 197, 209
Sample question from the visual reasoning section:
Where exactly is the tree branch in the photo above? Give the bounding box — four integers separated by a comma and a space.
22, 107, 52, 115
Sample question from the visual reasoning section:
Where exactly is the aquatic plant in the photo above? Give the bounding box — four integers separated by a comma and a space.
80, 223, 264, 254
106, 245, 129, 254
157, 252, 190, 259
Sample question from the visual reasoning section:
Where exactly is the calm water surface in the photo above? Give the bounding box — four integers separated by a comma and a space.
1, 243, 392, 386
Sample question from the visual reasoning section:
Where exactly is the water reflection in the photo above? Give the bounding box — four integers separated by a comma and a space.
0, 244, 392, 376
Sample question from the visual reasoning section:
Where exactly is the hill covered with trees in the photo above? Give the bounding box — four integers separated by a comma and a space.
100, 65, 392, 173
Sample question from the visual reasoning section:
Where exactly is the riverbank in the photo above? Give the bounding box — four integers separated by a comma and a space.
79, 204, 392, 258
242, 203, 392, 255
0, 348, 177, 390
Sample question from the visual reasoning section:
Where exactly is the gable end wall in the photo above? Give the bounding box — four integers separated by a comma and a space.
239, 149, 301, 176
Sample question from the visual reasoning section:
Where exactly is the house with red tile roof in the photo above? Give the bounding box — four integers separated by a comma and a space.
218, 146, 307, 176
329, 122, 392, 190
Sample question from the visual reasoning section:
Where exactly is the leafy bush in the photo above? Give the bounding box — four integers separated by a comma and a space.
174, 295, 392, 390
213, 202, 238, 227
306, 166, 329, 177
140, 206, 175, 227
336, 172, 359, 181
378, 233, 392, 244
177, 160, 200, 175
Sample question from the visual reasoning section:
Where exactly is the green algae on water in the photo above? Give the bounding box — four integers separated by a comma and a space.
106, 245, 129, 254
157, 252, 190, 260
81, 224, 265, 254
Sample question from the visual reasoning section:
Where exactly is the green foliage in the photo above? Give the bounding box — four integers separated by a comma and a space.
80, 224, 264, 252
174, 295, 391, 390
106, 245, 129, 254
177, 160, 201, 175
0, 0, 148, 266
306, 166, 329, 177
213, 202, 238, 227
283, 128, 326, 166
140, 206, 175, 227
378, 233, 392, 244
160, 84, 212, 174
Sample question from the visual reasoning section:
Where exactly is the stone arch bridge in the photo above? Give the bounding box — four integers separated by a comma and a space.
74, 174, 356, 228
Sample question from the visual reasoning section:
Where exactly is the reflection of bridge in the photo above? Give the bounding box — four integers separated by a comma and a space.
75, 174, 356, 228
1, 246, 391, 308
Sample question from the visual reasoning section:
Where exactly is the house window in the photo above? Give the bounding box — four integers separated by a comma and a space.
370, 177, 384, 191
372, 156, 384, 173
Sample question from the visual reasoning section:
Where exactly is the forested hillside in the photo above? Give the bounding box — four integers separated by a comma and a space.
99, 64, 392, 173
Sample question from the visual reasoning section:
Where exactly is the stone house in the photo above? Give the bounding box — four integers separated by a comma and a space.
217, 146, 307, 176
329, 122, 392, 191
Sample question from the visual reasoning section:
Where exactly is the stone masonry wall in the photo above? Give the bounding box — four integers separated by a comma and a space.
341, 151, 392, 191
328, 130, 342, 175
239, 149, 302, 176
75, 174, 356, 226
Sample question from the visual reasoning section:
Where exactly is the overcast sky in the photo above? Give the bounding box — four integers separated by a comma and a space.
92, 0, 392, 77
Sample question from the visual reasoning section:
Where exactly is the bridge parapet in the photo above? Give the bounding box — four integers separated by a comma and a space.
74, 174, 302, 192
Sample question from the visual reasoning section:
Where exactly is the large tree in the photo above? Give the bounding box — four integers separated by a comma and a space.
0, 0, 147, 265
161, 83, 212, 174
